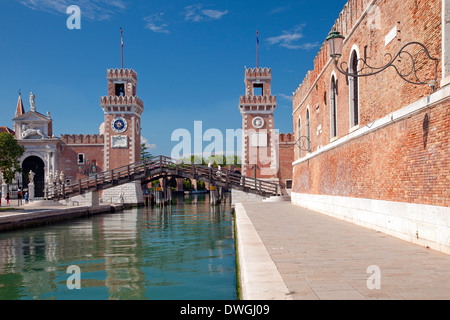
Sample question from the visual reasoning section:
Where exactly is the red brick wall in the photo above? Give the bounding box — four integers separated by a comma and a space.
58, 144, 104, 182
292, 0, 448, 206
277, 133, 294, 189
58, 134, 104, 182
293, 0, 442, 152
293, 101, 449, 206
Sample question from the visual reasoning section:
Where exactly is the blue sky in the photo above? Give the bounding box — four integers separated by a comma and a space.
0, 0, 348, 157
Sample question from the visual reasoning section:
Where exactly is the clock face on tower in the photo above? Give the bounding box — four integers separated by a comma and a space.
111, 117, 128, 133
252, 116, 265, 129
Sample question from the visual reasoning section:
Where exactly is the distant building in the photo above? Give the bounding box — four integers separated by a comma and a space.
1, 68, 145, 205
291, 0, 449, 253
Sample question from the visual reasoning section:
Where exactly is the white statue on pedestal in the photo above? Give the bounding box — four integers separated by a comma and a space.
29, 170, 35, 183
48, 171, 54, 184
29, 92, 36, 112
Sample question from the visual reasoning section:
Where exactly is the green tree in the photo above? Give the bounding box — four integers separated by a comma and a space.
197, 180, 206, 191
140, 143, 153, 160
183, 179, 193, 191
0, 133, 25, 184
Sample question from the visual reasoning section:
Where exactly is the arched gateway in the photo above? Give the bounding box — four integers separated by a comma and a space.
22, 156, 45, 197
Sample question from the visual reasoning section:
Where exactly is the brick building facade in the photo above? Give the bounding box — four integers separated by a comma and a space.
1, 68, 144, 205
291, 0, 449, 253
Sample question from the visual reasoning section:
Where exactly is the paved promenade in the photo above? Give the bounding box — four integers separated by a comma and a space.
235, 201, 450, 300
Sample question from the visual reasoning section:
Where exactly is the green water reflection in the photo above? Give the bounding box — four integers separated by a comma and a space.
0, 194, 237, 300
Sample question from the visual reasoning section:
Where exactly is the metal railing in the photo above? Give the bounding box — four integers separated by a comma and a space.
46, 155, 280, 200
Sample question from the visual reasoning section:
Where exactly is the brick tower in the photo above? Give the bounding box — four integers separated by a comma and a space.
101, 68, 143, 170
239, 67, 279, 182
100, 68, 144, 205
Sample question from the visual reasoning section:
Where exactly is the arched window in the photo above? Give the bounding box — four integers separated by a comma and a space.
297, 116, 302, 158
306, 108, 311, 152
330, 75, 337, 138
349, 50, 359, 127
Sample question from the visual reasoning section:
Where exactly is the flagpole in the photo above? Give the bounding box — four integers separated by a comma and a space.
256, 30, 259, 69
121, 27, 124, 69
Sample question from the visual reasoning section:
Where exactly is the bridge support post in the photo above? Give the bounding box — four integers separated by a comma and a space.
166, 187, 172, 203
162, 177, 172, 204
210, 185, 220, 206
91, 191, 100, 207
218, 186, 224, 200
155, 185, 163, 206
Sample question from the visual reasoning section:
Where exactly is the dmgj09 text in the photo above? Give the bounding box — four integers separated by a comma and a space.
180, 304, 270, 317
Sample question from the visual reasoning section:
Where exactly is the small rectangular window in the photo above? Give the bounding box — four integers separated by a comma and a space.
285, 180, 292, 189
77, 154, 85, 164
253, 83, 263, 96
115, 83, 125, 96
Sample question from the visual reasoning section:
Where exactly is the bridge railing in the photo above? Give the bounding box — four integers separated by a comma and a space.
45, 155, 279, 200
168, 157, 279, 196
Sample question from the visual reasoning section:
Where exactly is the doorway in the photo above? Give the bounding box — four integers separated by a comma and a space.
22, 156, 45, 198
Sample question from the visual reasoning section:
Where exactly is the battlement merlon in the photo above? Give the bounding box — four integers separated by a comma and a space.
239, 94, 277, 104
100, 96, 144, 114
245, 67, 272, 79
107, 68, 138, 83
60, 134, 105, 145
278, 133, 295, 143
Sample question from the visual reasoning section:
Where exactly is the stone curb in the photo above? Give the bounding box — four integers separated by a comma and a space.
234, 202, 292, 300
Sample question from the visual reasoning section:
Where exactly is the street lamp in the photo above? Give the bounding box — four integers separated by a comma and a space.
326, 30, 439, 88
326, 31, 345, 62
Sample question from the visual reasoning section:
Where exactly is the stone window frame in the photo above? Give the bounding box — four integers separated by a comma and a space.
297, 114, 302, 159
348, 45, 361, 131
330, 72, 338, 141
77, 153, 85, 165
305, 106, 311, 153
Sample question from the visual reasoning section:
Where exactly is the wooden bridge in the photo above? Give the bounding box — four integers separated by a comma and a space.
46, 156, 280, 202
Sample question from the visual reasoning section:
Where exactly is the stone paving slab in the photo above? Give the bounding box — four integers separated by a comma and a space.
237, 201, 450, 300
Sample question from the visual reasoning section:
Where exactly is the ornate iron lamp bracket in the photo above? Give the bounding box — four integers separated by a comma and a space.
293, 136, 311, 153
333, 41, 439, 88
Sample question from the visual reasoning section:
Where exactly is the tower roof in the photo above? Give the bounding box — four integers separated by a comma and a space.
15, 93, 25, 118
0, 126, 15, 134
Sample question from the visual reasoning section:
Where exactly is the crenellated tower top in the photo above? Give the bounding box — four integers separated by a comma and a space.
101, 68, 143, 115
243, 67, 274, 98
245, 67, 271, 79
240, 67, 276, 114
107, 68, 138, 83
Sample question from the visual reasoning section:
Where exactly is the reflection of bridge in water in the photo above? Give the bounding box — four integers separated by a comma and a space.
46, 156, 280, 205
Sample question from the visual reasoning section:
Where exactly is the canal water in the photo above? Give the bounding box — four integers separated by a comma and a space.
0, 194, 237, 300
